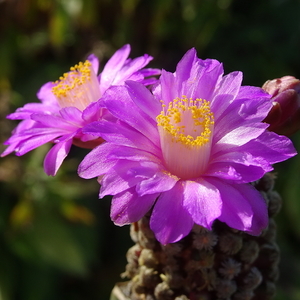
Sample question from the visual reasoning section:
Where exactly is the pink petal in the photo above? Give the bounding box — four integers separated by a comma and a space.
83, 120, 160, 154
213, 97, 271, 144
7, 102, 58, 119
103, 86, 159, 142
78, 143, 119, 179
233, 184, 268, 235
113, 54, 153, 84
15, 133, 64, 156
44, 136, 73, 176
126, 81, 161, 121
82, 101, 103, 123
99, 160, 149, 197
208, 178, 254, 232
175, 48, 197, 85
31, 113, 78, 131
87, 53, 99, 74
210, 71, 243, 118
136, 170, 179, 196
238, 131, 297, 164
150, 183, 194, 244
154, 69, 177, 103
111, 187, 158, 225
182, 179, 222, 229
190, 59, 223, 100
214, 122, 268, 150
59, 107, 83, 125
99, 44, 131, 93
37, 81, 59, 106
206, 161, 269, 183
237, 85, 270, 100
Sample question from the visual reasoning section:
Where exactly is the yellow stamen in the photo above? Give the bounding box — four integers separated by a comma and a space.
52, 60, 101, 111
157, 96, 214, 146
157, 96, 214, 179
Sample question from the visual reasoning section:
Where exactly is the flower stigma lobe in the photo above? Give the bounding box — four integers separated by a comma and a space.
157, 96, 214, 179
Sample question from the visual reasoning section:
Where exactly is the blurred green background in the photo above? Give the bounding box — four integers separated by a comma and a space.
0, 0, 300, 299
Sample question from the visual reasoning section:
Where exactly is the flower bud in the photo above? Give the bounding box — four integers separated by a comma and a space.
262, 76, 300, 136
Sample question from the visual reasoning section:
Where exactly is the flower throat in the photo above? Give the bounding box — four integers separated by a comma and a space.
157, 96, 214, 179
52, 60, 101, 111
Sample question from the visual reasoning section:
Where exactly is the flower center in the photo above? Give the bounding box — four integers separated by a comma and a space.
52, 60, 101, 111
156, 96, 214, 179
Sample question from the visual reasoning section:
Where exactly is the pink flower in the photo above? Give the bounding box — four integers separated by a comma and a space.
2, 44, 160, 175
78, 48, 296, 244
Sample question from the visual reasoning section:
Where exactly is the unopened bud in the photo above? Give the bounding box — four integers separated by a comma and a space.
262, 76, 300, 136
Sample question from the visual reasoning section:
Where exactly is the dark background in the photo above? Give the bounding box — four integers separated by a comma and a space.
1, 0, 300, 299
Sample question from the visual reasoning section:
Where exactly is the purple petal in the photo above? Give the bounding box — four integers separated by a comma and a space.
211, 150, 266, 166
83, 120, 160, 154
233, 183, 268, 234
206, 162, 269, 183
214, 122, 269, 151
141, 77, 160, 86
154, 69, 177, 103
99, 160, 152, 197
209, 150, 272, 180
150, 183, 194, 244
190, 59, 223, 100
183, 179, 222, 229
87, 53, 99, 74
99, 44, 131, 93
136, 170, 179, 196
10, 126, 70, 139
14, 133, 64, 156
111, 187, 158, 225
103, 86, 159, 142
210, 71, 243, 117
237, 85, 271, 100
239, 131, 297, 164
213, 96, 272, 144
2, 120, 36, 147
44, 136, 73, 176
78, 143, 119, 179
59, 107, 84, 124
175, 48, 197, 85
37, 82, 60, 106
126, 81, 161, 121
82, 101, 103, 123
113, 54, 153, 84
1, 140, 22, 156
207, 178, 254, 232
31, 113, 79, 131
108, 145, 161, 165
138, 68, 161, 77
206, 164, 243, 181
7, 102, 59, 119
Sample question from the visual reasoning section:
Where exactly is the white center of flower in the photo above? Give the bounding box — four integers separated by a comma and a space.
52, 60, 101, 111
157, 96, 214, 179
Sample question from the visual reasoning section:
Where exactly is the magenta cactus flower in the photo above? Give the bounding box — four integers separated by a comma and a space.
78, 48, 296, 244
1, 44, 160, 175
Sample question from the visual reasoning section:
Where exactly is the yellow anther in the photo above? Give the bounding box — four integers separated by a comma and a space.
52, 60, 92, 98
157, 97, 214, 147
51, 59, 101, 111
